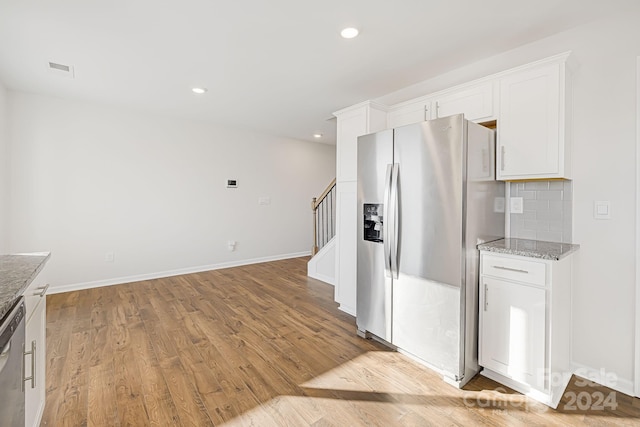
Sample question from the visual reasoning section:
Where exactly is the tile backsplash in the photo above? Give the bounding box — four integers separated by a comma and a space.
509, 180, 572, 243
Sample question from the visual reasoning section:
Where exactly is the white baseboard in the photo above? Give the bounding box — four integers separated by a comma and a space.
308, 272, 335, 286
338, 305, 356, 317
48, 251, 311, 295
570, 361, 635, 396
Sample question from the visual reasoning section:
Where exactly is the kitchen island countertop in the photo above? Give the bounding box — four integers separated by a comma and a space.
477, 238, 579, 261
0, 252, 50, 320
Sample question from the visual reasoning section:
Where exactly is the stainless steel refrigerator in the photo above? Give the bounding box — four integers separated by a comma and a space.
356, 114, 504, 387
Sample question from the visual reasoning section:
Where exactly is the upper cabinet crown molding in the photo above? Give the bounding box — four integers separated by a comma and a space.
333, 100, 389, 118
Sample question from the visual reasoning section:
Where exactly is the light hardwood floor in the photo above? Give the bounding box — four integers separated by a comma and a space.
43, 257, 640, 426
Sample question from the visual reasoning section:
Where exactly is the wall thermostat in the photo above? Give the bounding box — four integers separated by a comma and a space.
227, 179, 238, 188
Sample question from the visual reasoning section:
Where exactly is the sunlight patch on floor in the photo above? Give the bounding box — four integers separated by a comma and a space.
300, 351, 451, 396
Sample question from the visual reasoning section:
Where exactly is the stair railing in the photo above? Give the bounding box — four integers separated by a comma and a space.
311, 178, 337, 255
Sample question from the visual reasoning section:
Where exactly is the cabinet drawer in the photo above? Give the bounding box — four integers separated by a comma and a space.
24, 273, 48, 322
482, 254, 546, 286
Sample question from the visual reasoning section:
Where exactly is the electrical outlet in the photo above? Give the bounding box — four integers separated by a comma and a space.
510, 197, 524, 214
228, 241, 236, 251
105, 251, 115, 263
258, 197, 271, 205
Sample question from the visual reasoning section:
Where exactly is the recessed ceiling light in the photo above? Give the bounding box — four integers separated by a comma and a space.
192, 87, 207, 94
313, 133, 323, 139
340, 27, 359, 39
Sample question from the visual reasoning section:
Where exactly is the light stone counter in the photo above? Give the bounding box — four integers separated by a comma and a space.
477, 238, 579, 261
0, 252, 50, 320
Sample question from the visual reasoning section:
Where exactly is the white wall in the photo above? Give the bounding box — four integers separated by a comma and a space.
8, 92, 335, 290
377, 11, 640, 392
0, 81, 8, 253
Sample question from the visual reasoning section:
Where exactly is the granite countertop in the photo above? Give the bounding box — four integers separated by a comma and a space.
0, 252, 51, 320
477, 238, 579, 261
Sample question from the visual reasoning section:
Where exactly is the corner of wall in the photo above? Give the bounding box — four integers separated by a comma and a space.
0, 82, 8, 254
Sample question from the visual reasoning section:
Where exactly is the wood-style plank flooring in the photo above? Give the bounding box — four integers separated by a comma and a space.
43, 257, 640, 426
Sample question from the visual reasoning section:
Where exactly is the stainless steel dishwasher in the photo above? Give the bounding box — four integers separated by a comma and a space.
0, 298, 26, 427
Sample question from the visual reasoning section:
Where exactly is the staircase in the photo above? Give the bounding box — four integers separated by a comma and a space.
307, 178, 337, 285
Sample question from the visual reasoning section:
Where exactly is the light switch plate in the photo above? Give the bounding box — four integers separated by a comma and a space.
594, 201, 611, 219
510, 197, 524, 214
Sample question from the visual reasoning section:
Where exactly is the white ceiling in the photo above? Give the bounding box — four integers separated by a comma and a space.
0, 1, 633, 144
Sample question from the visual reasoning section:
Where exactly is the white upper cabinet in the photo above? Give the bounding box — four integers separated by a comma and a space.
386, 81, 495, 129
335, 102, 387, 182
387, 101, 431, 129
433, 82, 496, 122
497, 55, 571, 180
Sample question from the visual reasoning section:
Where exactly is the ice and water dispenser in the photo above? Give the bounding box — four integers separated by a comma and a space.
363, 203, 383, 243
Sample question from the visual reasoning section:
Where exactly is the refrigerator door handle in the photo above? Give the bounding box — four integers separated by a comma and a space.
383, 164, 393, 277
390, 163, 400, 279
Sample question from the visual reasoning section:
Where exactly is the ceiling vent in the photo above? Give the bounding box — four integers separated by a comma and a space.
47, 61, 75, 79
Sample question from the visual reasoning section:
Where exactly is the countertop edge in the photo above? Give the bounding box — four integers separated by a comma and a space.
0, 252, 51, 320
20, 252, 51, 293
477, 239, 580, 261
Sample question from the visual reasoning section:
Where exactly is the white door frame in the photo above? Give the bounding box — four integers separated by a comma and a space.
635, 56, 640, 398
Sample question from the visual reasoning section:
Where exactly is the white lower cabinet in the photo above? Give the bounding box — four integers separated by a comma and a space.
24, 272, 48, 427
479, 251, 572, 408
480, 276, 546, 391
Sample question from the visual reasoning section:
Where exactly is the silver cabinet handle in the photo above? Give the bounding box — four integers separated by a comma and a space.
34, 284, 50, 298
500, 146, 506, 171
23, 340, 36, 390
493, 265, 529, 274
484, 284, 488, 311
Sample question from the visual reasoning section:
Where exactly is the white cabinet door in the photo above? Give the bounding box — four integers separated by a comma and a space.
497, 62, 569, 180
336, 109, 368, 183
387, 102, 430, 128
434, 82, 495, 122
334, 181, 357, 315
25, 296, 46, 427
480, 277, 546, 391
335, 102, 387, 182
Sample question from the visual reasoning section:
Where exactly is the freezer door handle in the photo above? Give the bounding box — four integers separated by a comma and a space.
390, 163, 399, 279
383, 164, 393, 277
